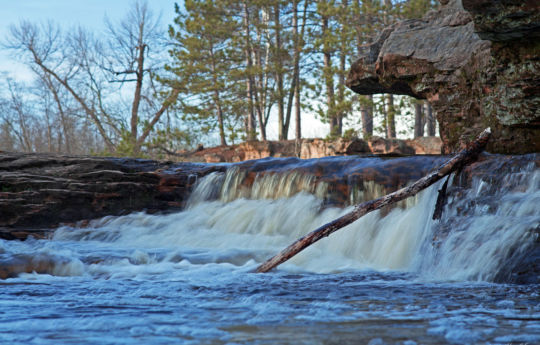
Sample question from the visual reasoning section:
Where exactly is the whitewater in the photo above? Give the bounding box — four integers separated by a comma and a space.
0, 155, 538, 344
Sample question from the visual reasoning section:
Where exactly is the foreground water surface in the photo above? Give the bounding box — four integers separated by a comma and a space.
1, 156, 538, 344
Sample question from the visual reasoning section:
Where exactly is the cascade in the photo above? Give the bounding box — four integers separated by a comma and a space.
0, 154, 538, 283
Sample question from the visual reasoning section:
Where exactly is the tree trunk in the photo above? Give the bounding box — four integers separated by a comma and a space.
284, 0, 299, 141
295, 78, 301, 140
386, 94, 396, 138
130, 41, 146, 154
293, 0, 302, 140
213, 89, 227, 147
360, 95, 373, 139
322, 13, 336, 136
414, 100, 424, 138
425, 102, 436, 136
354, 4, 374, 140
334, 0, 349, 137
44, 107, 54, 152
243, 1, 256, 141
209, 45, 227, 146
256, 128, 492, 273
253, 11, 268, 141
274, 3, 286, 140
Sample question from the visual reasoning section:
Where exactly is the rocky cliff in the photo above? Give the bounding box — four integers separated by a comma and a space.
346, 0, 540, 154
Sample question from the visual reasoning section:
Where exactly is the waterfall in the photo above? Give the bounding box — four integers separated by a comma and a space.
0, 155, 532, 283
185, 156, 539, 279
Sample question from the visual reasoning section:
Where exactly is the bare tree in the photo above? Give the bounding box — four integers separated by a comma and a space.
102, 1, 180, 154
4, 80, 34, 152
5, 1, 179, 156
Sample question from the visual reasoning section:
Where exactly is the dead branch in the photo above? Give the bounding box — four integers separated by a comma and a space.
256, 128, 491, 273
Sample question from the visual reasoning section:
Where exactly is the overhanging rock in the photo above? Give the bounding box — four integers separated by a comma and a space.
346, 0, 540, 154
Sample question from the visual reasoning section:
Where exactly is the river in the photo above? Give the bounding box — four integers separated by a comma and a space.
1, 155, 538, 344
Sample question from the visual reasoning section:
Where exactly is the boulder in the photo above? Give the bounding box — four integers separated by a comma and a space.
346, 0, 540, 154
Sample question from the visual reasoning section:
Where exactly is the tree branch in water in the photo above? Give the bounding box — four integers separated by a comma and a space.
256, 128, 492, 273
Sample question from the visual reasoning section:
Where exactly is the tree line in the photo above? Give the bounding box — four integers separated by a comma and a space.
0, 0, 437, 158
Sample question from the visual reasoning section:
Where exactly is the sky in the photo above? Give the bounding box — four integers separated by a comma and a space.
0, 0, 178, 81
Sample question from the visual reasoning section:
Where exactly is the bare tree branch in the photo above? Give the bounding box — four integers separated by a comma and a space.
256, 128, 492, 273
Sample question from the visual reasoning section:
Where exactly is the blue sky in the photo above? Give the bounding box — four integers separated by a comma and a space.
0, 0, 179, 81
0, 0, 178, 31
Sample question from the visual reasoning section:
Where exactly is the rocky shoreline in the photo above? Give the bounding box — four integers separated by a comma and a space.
175, 136, 442, 163
0, 149, 441, 240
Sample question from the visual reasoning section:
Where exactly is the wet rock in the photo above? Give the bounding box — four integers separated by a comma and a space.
494, 226, 540, 285
0, 152, 225, 240
346, 0, 540, 154
1, 151, 537, 284
434, 153, 540, 284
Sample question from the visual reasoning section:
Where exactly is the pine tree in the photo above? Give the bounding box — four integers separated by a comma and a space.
352, 0, 382, 139
165, 0, 243, 146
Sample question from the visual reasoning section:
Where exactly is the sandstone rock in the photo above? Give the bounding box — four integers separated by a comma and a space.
238, 141, 273, 160
405, 136, 443, 154
368, 137, 415, 155
204, 153, 226, 163
346, 0, 540, 154
300, 139, 327, 159
182, 137, 415, 163
299, 138, 370, 159
1, 151, 536, 284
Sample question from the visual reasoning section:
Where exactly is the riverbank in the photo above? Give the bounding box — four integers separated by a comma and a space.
174, 136, 442, 163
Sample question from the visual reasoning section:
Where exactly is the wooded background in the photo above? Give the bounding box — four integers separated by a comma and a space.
0, 0, 437, 158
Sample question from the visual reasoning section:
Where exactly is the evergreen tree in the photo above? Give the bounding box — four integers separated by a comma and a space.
165, 0, 243, 146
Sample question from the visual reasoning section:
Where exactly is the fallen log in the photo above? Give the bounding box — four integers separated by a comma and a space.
256, 128, 491, 273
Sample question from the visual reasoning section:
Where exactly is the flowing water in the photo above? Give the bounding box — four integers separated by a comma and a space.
0, 155, 539, 344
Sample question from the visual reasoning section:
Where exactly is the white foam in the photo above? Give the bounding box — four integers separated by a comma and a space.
40, 162, 540, 281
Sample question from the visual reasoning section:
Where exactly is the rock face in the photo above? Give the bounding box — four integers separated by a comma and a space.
405, 136, 444, 154
0, 153, 224, 240
346, 0, 540, 154
462, 0, 540, 42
